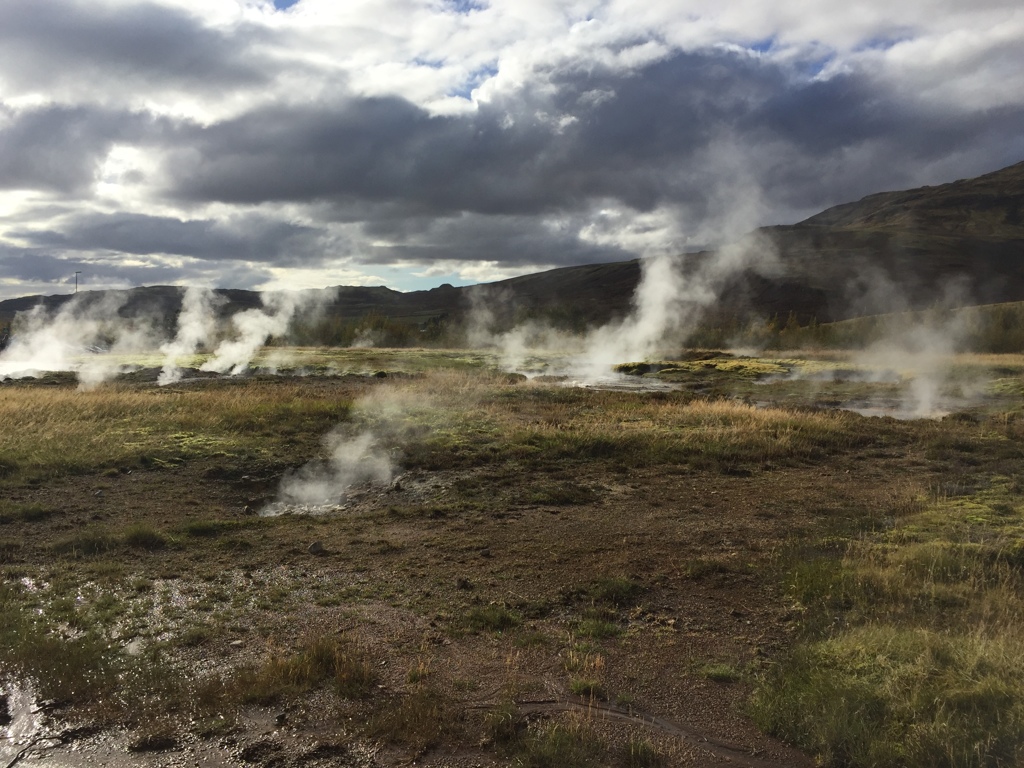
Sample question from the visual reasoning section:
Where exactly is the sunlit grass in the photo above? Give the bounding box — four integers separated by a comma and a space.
0, 381, 353, 482
753, 476, 1024, 768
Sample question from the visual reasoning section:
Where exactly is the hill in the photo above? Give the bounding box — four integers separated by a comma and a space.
1, 160, 1022, 333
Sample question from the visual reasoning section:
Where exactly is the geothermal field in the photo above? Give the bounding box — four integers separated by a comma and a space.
2, 287, 1024, 768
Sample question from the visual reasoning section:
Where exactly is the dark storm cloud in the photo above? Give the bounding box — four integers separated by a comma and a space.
161, 47, 1024, 245
0, 249, 86, 283
748, 77, 1024, 212
13, 212, 329, 264
0, 0, 267, 94
359, 213, 630, 268
1, 14, 1020, 287
0, 105, 166, 194
0, 246, 178, 287
165, 54, 764, 215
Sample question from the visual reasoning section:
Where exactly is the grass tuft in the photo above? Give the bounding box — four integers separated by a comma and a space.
123, 524, 168, 551
0, 502, 57, 524
624, 733, 666, 768
230, 634, 376, 705
52, 531, 117, 557
465, 604, 521, 633
512, 717, 605, 768
367, 685, 452, 751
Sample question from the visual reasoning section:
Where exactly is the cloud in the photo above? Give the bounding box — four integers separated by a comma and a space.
13, 211, 330, 263
159, 47, 1024, 239
0, 105, 166, 194
0, 0, 1020, 298
0, 0, 268, 107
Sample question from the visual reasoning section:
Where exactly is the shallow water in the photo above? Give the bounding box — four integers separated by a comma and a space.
0, 682, 46, 765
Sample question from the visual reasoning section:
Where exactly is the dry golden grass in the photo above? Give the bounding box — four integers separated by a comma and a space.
0, 381, 353, 481
378, 371, 873, 472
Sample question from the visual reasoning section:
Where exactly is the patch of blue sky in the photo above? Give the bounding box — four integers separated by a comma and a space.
748, 36, 776, 54
448, 63, 498, 100
273, 0, 300, 10
447, 0, 486, 14
413, 57, 446, 70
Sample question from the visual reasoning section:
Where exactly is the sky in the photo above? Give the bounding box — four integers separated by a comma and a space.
0, 0, 1021, 300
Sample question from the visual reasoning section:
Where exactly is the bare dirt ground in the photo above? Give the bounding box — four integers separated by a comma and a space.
0, 372, 960, 767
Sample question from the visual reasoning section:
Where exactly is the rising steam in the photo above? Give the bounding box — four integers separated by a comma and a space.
853, 307, 971, 418
264, 429, 394, 515
468, 233, 773, 382
158, 287, 222, 385
200, 291, 308, 375
1, 286, 323, 387
0, 294, 154, 389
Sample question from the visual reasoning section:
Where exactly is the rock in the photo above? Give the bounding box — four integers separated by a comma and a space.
0, 693, 10, 726
307, 541, 326, 556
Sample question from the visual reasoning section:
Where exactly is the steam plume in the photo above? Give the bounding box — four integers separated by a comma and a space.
267, 429, 394, 514
0, 294, 154, 389
200, 291, 310, 375
157, 287, 221, 385
854, 307, 971, 418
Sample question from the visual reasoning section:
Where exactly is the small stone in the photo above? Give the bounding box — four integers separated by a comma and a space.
308, 541, 326, 556
230, 640, 244, 648
93, 490, 104, 497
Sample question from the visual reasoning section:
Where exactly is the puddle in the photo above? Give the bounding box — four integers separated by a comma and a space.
570, 375, 681, 393
0, 682, 47, 765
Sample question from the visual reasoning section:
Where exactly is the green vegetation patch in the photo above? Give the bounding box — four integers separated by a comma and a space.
0, 381, 354, 485
367, 685, 453, 752
465, 604, 522, 633
511, 718, 606, 768
0, 501, 58, 524
752, 627, 1024, 767
755, 476, 1024, 768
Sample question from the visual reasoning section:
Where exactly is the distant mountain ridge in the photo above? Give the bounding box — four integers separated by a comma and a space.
2, 160, 1022, 332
